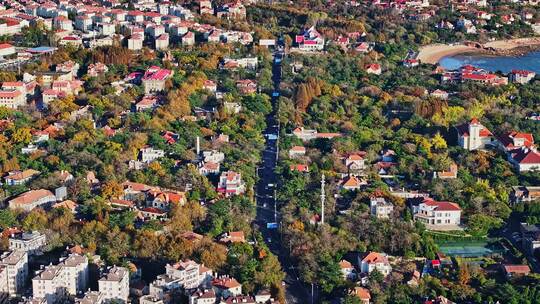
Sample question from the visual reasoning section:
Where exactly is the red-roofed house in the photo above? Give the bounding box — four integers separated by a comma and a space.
295, 26, 324, 51
455, 118, 495, 151
360, 251, 392, 276
366, 63, 382, 75
502, 264, 531, 277
290, 164, 309, 173
147, 189, 186, 210
510, 70, 536, 84
142, 66, 173, 94
498, 131, 534, 152
236, 79, 257, 95
212, 276, 242, 298
413, 198, 461, 230
140, 207, 167, 220
288, 146, 306, 158
219, 231, 245, 244
508, 146, 540, 172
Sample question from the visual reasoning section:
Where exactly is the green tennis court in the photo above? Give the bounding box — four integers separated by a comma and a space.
438, 241, 506, 257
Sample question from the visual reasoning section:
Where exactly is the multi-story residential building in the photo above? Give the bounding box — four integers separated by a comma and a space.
2, 81, 27, 96
295, 26, 324, 51
182, 32, 195, 46
165, 260, 212, 289
369, 197, 394, 219
510, 70, 536, 84
217, 171, 245, 197
8, 189, 57, 211
142, 66, 173, 94
216, 1, 246, 19
98, 266, 129, 304
189, 289, 216, 304
0, 90, 25, 109
9, 231, 47, 256
359, 252, 392, 276
140, 147, 165, 163
87, 63, 109, 77
58, 254, 89, 295
344, 153, 366, 172
74, 15, 92, 32
221, 57, 258, 70
412, 198, 461, 229
0, 250, 28, 297
4, 169, 40, 186
32, 265, 66, 304
202, 150, 225, 164
455, 118, 495, 151
211, 276, 242, 298
155, 34, 169, 50
128, 34, 144, 50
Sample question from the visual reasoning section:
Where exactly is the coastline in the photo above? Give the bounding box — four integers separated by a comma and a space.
417, 37, 540, 64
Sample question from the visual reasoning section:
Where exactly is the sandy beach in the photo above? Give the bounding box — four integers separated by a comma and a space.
417, 37, 540, 64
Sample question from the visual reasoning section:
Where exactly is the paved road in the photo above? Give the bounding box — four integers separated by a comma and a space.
254, 39, 314, 304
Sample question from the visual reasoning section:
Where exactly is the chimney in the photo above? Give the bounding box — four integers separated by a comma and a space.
196, 136, 200, 155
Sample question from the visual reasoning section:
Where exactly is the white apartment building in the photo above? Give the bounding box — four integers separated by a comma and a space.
149, 260, 212, 299
32, 254, 88, 303
9, 231, 47, 256
413, 198, 462, 229
32, 265, 66, 304
165, 260, 212, 289
140, 147, 165, 163
217, 171, 245, 197
0, 250, 28, 297
98, 266, 129, 304
58, 254, 89, 295
369, 197, 394, 219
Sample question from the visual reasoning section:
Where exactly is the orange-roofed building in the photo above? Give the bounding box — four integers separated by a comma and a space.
219, 231, 245, 244
350, 287, 371, 304
290, 164, 309, 172
360, 251, 391, 276
341, 175, 366, 190
52, 200, 78, 213
339, 259, 355, 280
8, 189, 56, 211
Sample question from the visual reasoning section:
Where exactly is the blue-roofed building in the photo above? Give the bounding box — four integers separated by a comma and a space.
26, 46, 56, 54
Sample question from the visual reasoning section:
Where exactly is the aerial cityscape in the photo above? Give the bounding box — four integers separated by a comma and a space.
0, 0, 538, 303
